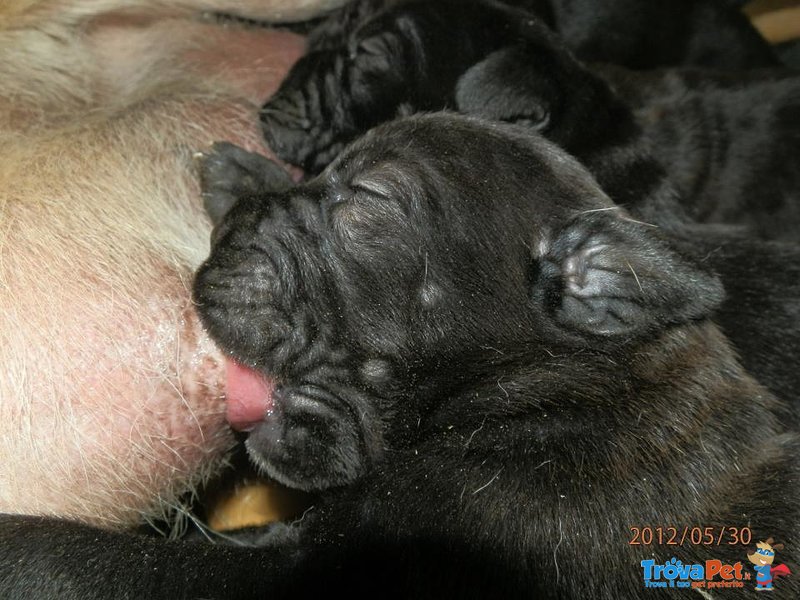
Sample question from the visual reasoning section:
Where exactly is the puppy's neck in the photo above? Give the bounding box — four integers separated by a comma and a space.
440, 321, 788, 518
628, 320, 781, 421
436, 320, 783, 450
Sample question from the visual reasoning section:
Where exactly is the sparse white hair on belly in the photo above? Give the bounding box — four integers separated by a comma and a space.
0, 93, 253, 527
0, 0, 340, 528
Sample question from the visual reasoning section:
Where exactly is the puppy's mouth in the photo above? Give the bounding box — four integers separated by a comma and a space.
225, 358, 276, 432
222, 352, 373, 493
183, 354, 368, 533
138, 358, 309, 537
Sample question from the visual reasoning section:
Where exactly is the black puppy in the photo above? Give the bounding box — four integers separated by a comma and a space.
2, 114, 797, 598
262, 0, 799, 241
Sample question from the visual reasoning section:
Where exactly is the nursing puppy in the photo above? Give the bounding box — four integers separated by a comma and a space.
2, 114, 797, 598
302, 0, 776, 70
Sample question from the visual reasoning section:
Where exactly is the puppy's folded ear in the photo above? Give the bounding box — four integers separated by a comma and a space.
537, 212, 724, 337
455, 38, 632, 152
456, 45, 558, 132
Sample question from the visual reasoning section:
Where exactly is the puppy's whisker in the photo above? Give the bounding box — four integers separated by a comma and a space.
620, 215, 660, 228
464, 418, 487, 448
292, 505, 317, 526
472, 467, 503, 495
165, 500, 258, 547
577, 206, 622, 214
497, 378, 510, 401
481, 345, 505, 355
554, 518, 564, 586
626, 261, 644, 293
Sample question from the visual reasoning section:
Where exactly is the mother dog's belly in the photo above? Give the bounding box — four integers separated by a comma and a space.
0, 12, 306, 527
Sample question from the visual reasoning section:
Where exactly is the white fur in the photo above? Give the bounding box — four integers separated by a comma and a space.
0, 0, 329, 528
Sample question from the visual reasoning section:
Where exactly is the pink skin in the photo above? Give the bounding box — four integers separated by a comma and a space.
87, 13, 307, 111
0, 14, 305, 528
226, 360, 276, 432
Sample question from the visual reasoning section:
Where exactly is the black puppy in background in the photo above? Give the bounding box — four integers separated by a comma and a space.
1, 114, 798, 598
585, 65, 800, 239
459, 56, 800, 241
263, 0, 799, 241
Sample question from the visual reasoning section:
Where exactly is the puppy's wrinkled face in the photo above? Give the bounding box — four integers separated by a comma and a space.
194, 114, 722, 492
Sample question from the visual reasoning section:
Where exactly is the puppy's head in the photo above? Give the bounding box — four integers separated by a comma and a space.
194, 113, 723, 491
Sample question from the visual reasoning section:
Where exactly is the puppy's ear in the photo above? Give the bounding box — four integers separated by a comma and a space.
455, 40, 632, 151
456, 45, 557, 132
537, 212, 724, 337
198, 142, 294, 225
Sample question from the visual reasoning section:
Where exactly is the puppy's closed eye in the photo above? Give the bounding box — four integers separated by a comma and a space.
329, 182, 408, 244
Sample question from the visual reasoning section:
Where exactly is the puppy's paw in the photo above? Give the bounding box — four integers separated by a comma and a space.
197, 142, 292, 224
